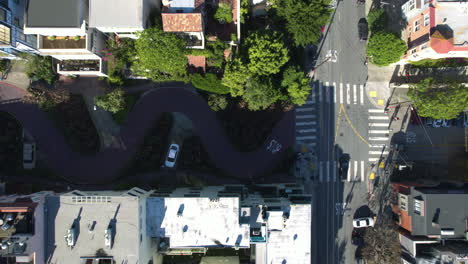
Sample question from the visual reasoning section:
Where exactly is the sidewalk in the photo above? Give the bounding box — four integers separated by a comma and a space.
366, 63, 396, 108
1, 60, 30, 91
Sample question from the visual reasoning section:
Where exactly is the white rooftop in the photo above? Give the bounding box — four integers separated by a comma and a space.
266, 204, 311, 264
89, 0, 144, 30
46, 195, 141, 264
436, 2, 468, 46
147, 197, 250, 248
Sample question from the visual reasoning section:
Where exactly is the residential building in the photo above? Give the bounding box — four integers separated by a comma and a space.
400, 240, 468, 264
24, 0, 108, 76
44, 188, 154, 264
0, 191, 52, 264
88, 0, 159, 39
0, 0, 37, 59
148, 184, 312, 263
400, 0, 468, 62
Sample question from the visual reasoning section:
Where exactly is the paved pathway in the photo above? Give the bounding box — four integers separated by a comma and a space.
0, 85, 294, 184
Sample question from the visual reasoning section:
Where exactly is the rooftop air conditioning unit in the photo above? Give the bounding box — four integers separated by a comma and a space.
65, 227, 76, 247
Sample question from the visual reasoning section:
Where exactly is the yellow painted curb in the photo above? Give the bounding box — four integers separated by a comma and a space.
370, 173, 375, 179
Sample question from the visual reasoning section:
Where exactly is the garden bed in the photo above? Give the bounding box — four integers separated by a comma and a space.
409, 58, 468, 68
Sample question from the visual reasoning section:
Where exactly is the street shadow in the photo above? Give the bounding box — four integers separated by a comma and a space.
353, 205, 373, 218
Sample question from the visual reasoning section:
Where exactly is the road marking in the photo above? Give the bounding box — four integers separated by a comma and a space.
347, 163, 351, 182
310, 83, 316, 104
297, 135, 317, 140
318, 82, 323, 102
297, 115, 316, 119
333, 82, 336, 103
327, 161, 330, 182
354, 160, 358, 180
296, 121, 317, 126
369, 151, 390, 155
368, 109, 385, 113
369, 130, 390, 134
369, 116, 389, 120
297, 107, 315, 112
340, 83, 343, 104
304, 99, 315, 105
319, 161, 323, 182
353, 84, 357, 104
333, 161, 337, 182
360, 161, 364, 182
360, 85, 364, 105
346, 83, 350, 105
341, 104, 369, 145
325, 82, 330, 103
369, 137, 389, 141
369, 157, 379, 162
298, 128, 317, 133
369, 123, 389, 127
370, 144, 386, 148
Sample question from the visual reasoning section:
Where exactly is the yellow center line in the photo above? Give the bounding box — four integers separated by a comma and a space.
341, 104, 370, 146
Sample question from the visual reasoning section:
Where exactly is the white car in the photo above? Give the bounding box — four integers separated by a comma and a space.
352, 217, 375, 228
432, 119, 443, 128
441, 119, 451, 128
23, 142, 36, 170
164, 144, 179, 168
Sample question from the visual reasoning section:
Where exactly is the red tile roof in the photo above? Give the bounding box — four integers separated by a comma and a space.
162, 13, 203, 32
430, 30, 453, 54
186, 55, 206, 72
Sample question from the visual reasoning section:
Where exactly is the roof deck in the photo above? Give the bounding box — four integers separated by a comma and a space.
40, 36, 86, 49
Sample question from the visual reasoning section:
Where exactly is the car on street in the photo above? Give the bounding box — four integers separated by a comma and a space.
464, 112, 468, 128
23, 142, 36, 170
351, 229, 364, 246
164, 143, 179, 168
358, 18, 368, 41
352, 217, 375, 228
442, 119, 451, 128
432, 119, 443, 128
339, 154, 350, 180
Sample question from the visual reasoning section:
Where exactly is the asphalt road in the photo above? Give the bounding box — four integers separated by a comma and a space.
300, 0, 394, 263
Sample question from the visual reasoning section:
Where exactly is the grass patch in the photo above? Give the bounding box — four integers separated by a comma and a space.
112, 94, 138, 124
409, 58, 468, 68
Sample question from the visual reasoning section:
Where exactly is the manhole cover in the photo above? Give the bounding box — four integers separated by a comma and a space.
340, 133, 344, 136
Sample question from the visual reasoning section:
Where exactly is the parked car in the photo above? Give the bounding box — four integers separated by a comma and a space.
164, 143, 179, 168
442, 119, 451, 128
432, 119, 443, 128
23, 142, 36, 170
4, 213, 14, 222
464, 112, 468, 128
1, 222, 11, 231
425, 117, 433, 126
358, 18, 368, 41
339, 154, 350, 180
352, 217, 375, 228
351, 229, 364, 246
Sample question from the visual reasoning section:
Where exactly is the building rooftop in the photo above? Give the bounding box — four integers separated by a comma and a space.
26, 0, 81, 28
147, 197, 250, 248
161, 13, 203, 32
266, 204, 311, 264
410, 186, 468, 238
89, 0, 144, 30
45, 194, 141, 264
435, 1, 468, 46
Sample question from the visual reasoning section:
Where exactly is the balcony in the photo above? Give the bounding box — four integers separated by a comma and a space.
41, 36, 86, 49
59, 60, 100, 72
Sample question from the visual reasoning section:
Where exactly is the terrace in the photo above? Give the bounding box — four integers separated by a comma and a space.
40, 36, 86, 49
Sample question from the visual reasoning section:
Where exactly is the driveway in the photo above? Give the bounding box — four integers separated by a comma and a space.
0, 85, 295, 184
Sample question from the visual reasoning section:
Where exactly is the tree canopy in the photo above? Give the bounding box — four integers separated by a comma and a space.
245, 31, 290, 76
243, 77, 281, 111
366, 31, 406, 66
25, 55, 57, 84
135, 28, 188, 81
191, 73, 230, 94
281, 66, 311, 105
222, 58, 250, 97
367, 9, 388, 32
275, 0, 331, 47
95, 88, 125, 114
408, 78, 468, 120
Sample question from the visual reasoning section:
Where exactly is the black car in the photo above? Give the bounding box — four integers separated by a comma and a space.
358, 18, 369, 41
339, 154, 350, 179
352, 229, 364, 246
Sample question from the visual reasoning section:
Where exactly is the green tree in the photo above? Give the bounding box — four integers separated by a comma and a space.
240, 0, 250, 23
214, 3, 233, 23
95, 88, 125, 113
281, 66, 311, 105
366, 32, 406, 66
25, 55, 57, 84
367, 9, 388, 32
222, 58, 250, 97
0, 59, 8, 73
245, 31, 290, 76
192, 73, 230, 94
408, 78, 468, 120
243, 77, 281, 111
275, 0, 332, 47
208, 94, 228, 111
135, 28, 188, 81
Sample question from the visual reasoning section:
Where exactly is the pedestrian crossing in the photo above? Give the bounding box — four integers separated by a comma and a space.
311, 81, 366, 105
314, 159, 367, 182
367, 109, 390, 163
295, 88, 319, 147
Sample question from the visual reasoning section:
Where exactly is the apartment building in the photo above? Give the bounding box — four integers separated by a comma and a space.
0, 0, 37, 59
400, 0, 468, 62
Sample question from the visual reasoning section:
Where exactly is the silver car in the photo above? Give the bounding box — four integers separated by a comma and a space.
23, 142, 36, 170
164, 144, 180, 168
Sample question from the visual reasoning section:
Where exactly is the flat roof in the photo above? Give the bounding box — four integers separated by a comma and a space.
45, 195, 141, 264
89, 0, 144, 29
435, 2, 468, 46
147, 197, 250, 248
266, 204, 311, 264
26, 0, 80, 27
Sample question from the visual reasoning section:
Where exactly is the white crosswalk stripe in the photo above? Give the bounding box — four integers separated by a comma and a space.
369, 116, 389, 120
297, 107, 315, 112
315, 160, 368, 183
339, 83, 343, 104
369, 144, 386, 148
297, 114, 316, 119
346, 83, 351, 105
369, 137, 390, 141
360, 85, 364, 105
360, 161, 365, 182
297, 128, 317, 133
369, 151, 389, 155
367, 108, 391, 168
369, 130, 390, 134
295, 84, 319, 146
369, 123, 388, 127
333, 82, 336, 103
297, 121, 316, 126
353, 84, 357, 104
368, 109, 385, 113
369, 157, 379, 162
325, 82, 330, 103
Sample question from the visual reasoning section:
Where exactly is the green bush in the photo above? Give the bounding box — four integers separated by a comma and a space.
25, 55, 57, 84
367, 9, 388, 32
281, 66, 311, 106
243, 76, 281, 111
409, 58, 468, 68
214, 3, 233, 23
192, 73, 230, 94
208, 94, 228, 111
0, 59, 9, 72
95, 88, 125, 113
366, 31, 406, 66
